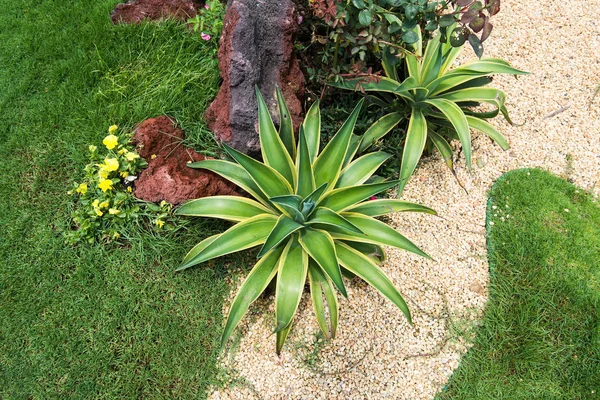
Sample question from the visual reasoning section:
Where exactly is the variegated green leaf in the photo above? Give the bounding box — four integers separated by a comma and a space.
335, 242, 411, 323
342, 241, 386, 265
275, 237, 308, 332
428, 129, 455, 170
466, 115, 509, 150
299, 228, 347, 297
182, 234, 219, 265
320, 180, 398, 212
314, 99, 364, 189
302, 100, 321, 162
276, 87, 296, 159
221, 246, 283, 349
346, 199, 437, 217
308, 261, 338, 339
258, 215, 303, 258
270, 194, 304, 221
456, 58, 529, 75
296, 126, 316, 198
307, 207, 363, 234
337, 152, 392, 188
256, 87, 296, 186
359, 112, 403, 153
177, 214, 278, 271
276, 320, 293, 355
398, 109, 427, 194
175, 196, 273, 221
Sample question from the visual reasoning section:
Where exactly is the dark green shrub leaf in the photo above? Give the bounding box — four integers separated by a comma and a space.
450, 27, 467, 47
456, 0, 473, 5
439, 14, 456, 27
469, 13, 485, 32
402, 30, 419, 44
425, 20, 438, 31
405, 4, 419, 19
358, 10, 373, 26
469, 1, 483, 10
402, 18, 417, 30
468, 33, 484, 58
352, 0, 366, 9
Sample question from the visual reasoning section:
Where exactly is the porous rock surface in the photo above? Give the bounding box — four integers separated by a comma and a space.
111, 0, 202, 24
209, 0, 600, 398
204, 0, 305, 156
133, 116, 237, 205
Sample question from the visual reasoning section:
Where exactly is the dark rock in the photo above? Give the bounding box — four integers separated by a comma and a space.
133, 116, 238, 205
111, 0, 203, 24
204, 0, 305, 156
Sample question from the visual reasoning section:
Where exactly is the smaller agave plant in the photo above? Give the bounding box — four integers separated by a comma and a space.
331, 26, 529, 194
175, 88, 435, 353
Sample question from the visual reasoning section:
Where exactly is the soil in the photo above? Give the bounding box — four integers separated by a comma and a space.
111, 0, 204, 24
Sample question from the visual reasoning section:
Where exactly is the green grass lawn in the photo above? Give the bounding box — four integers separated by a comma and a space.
438, 169, 600, 399
0, 1, 236, 398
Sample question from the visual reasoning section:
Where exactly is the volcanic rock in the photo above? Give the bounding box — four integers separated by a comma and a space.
133, 116, 238, 205
204, 0, 305, 156
111, 0, 202, 24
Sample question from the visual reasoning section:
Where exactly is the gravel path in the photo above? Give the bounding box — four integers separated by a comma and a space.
210, 1, 600, 398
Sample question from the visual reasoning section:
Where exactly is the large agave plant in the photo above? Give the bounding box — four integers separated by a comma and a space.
176, 88, 435, 353
331, 27, 529, 194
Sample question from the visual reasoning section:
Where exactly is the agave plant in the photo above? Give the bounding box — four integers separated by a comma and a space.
175, 88, 435, 353
331, 27, 528, 194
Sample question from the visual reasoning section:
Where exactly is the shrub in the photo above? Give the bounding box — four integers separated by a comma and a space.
187, 0, 225, 42
175, 88, 436, 353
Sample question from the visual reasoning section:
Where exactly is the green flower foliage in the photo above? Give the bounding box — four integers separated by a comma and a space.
331, 27, 528, 193
176, 88, 436, 353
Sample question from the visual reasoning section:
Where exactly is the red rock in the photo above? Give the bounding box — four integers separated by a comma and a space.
133, 116, 238, 205
204, 0, 305, 156
111, 0, 202, 24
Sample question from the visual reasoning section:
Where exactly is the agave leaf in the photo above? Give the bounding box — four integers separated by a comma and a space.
175, 196, 274, 222
440, 39, 463, 74
303, 182, 328, 205
428, 129, 455, 170
336, 152, 392, 188
342, 134, 363, 169
308, 261, 338, 339
275, 237, 308, 332
320, 180, 398, 212
421, 37, 444, 87
177, 214, 278, 271
307, 207, 363, 234
256, 88, 296, 186
398, 109, 427, 195
423, 98, 471, 169
439, 87, 516, 124
302, 100, 321, 162
466, 115, 509, 150
341, 241, 386, 265
382, 46, 399, 81
276, 320, 293, 355
295, 126, 316, 198
329, 76, 409, 93
406, 52, 421, 84
332, 213, 430, 259
313, 99, 364, 189
258, 215, 304, 258
221, 246, 284, 350
346, 199, 437, 217
270, 194, 304, 221
299, 228, 347, 297
457, 58, 529, 75
428, 70, 490, 96
189, 159, 270, 207
182, 234, 219, 265
222, 143, 293, 198
358, 112, 404, 153
276, 87, 296, 159
335, 242, 411, 323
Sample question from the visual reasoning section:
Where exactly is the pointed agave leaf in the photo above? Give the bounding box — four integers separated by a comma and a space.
275, 238, 308, 332
466, 115, 509, 150
342, 241, 386, 265
313, 99, 364, 189
440, 41, 463, 75
307, 207, 363, 234
308, 261, 338, 339
382, 46, 399, 81
359, 112, 403, 152
456, 58, 529, 75
299, 228, 347, 297
270, 194, 304, 221
398, 109, 427, 194
303, 182, 329, 206
332, 213, 431, 259
276, 87, 296, 159
256, 88, 296, 186
337, 152, 392, 188
421, 38, 444, 87
428, 70, 490, 96
329, 76, 409, 93
257, 215, 304, 258
222, 143, 293, 198
177, 214, 278, 271
406, 52, 421, 84
276, 320, 293, 355
335, 242, 412, 323
320, 180, 398, 212
423, 98, 471, 169
439, 87, 515, 125
295, 126, 316, 198
342, 134, 363, 169
302, 100, 321, 162
428, 129, 455, 170
188, 159, 270, 206
182, 234, 219, 265
221, 246, 284, 349
346, 199, 437, 217
175, 196, 274, 221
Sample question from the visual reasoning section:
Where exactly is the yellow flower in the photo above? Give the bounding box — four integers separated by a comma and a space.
103, 134, 119, 150
95, 209, 103, 217
98, 169, 109, 179
120, 171, 129, 178
125, 151, 139, 161
92, 199, 99, 208
103, 158, 119, 172
155, 219, 165, 228
99, 200, 110, 209
150, 154, 157, 160
98, 179, 113, 192
108, 125, 118, 134
109, 208, 120, 215
76, 183, 88, 195
88, 145, 97, 153
127, 187, 133, 193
